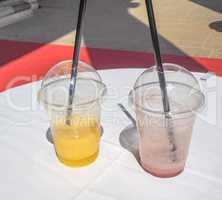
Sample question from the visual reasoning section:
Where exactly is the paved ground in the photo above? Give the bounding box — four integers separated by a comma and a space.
0, 0, 221, 58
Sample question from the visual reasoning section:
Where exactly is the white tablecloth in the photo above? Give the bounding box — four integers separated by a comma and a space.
0, 69, 221, 200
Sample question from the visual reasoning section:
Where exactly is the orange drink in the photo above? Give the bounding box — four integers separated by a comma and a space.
52, 115, 101, 167
38, 61, 106, 168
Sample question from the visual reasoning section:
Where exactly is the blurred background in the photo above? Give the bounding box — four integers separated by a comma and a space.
0, 0, 221, 90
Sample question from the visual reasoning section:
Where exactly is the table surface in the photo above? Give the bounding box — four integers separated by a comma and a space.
0, 69, 221, 200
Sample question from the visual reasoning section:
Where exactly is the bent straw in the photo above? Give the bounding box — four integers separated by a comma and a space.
144, 0, 177, 161
66, 0, 87, 125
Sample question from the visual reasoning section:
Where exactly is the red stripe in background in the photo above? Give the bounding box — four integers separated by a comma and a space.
0, 39, 221, 91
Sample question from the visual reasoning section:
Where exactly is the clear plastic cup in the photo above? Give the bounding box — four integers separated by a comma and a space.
129, 63, 205, 177
38, 61, 107, 167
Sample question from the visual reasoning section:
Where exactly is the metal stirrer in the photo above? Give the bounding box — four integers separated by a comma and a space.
118, 103, 137, 126
66, 0, 88, 125
145, 0, 177, 161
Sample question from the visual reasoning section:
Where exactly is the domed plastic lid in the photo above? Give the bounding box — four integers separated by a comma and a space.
41, 60, 102, 86
129, 63, 205, 115
39, 60, 107, 109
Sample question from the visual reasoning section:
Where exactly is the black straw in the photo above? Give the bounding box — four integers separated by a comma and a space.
67, 0, 87, 124
145, 0, 170, 112
144, 0, 177, 161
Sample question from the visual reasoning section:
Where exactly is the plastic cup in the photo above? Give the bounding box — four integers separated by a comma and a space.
38, 61, 107, 167
129, 63, 205, 177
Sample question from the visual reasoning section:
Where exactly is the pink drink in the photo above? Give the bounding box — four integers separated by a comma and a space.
134, 83, 198, 177
137, 112, 195, 177
129, 64, 205, 177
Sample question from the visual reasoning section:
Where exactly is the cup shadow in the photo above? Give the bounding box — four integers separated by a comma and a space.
46, 126, 104, 144
46, 128, 53, 144
119, 124, 140, 163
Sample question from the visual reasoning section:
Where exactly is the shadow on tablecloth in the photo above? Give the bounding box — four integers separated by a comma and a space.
119, 124, 140, 163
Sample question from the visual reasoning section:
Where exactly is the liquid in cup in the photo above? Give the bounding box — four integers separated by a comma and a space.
52, 115, 101, 166
129, 64, 205, 177
39, 61, 106, 167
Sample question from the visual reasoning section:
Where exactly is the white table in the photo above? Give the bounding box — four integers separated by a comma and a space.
0, 69, 222, 200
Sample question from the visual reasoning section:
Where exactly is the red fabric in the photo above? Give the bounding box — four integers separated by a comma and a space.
0, 40, 221, 91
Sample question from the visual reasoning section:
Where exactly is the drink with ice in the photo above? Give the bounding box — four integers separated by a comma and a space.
129, 64, 205, 177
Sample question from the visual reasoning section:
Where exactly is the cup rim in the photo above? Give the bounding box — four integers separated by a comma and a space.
38, 78, 107, 110
129, 63, 206, 116
39, 77, 107, 109
129, 85, 205, 116
39, 60, 106, 109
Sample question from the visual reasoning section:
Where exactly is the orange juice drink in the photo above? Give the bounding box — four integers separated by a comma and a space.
38, 61, 107, 168
52, 115, 101, 167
